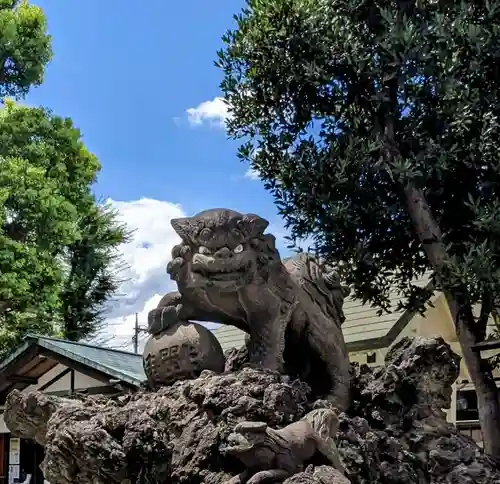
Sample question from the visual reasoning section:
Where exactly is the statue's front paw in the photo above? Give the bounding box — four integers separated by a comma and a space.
148, 305, 181, 334
225, 471, 250, 484
167, 244, 191, 281
167, 256, 186, 280
246, 474, 265, 484
247, 471, 282, 484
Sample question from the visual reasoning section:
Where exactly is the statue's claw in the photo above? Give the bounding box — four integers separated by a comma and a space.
167, 257, 185, 279
148, 304, 182, 334
171, 242, 191, 259
168, 243, 191, 281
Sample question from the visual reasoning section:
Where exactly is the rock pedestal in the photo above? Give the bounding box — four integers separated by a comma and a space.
4, 336, 500, 484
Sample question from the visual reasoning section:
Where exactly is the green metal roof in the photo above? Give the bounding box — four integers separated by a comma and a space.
1, 335, 146, 387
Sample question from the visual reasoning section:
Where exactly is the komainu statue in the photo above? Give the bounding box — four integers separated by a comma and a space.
221, 408, 344, 484
148, 208, 350, 411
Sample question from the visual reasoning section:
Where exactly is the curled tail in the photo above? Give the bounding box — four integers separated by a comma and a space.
302, 408, 344, 473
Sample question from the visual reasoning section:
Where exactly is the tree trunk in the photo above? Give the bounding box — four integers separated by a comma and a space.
445, 295, 500, 457
403, 183, 500, 458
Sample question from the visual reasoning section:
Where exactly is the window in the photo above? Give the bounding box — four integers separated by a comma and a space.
456, 390, 479, 421
366, 353, 376, 364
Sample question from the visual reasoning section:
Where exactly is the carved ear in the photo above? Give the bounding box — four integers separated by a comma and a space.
260, 233, 277, 252
241, 213, 269, 237
234, 421, 268, 433
171, 217, 193, 242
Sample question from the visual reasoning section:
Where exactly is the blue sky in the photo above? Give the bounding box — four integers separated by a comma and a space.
25, 0, 289, 346
27, 0, 279, 217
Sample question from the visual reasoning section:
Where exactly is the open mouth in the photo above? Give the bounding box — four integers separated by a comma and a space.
221, 434, 254, 454
193, 264, 248, 281
208, 268, 247, 281
222, 444, 253, 453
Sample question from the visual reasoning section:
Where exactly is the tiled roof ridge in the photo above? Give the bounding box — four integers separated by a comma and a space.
25, 333, 142, 357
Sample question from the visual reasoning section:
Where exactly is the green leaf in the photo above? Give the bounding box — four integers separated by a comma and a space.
0, 0, 52, 99
0, 102, 129, 355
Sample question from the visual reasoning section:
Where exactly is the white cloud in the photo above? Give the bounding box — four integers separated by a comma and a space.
185, 97, 230, 128
244, 167, 260, 180
97, 198, 297, 352
101, 198, 185, 350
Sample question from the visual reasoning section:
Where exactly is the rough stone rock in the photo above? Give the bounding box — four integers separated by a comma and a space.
337, 337, 500, 484
223, 345, 249, 373
6, 367, 310, 484
5, 336, 500, 484
284, 466, 351, 484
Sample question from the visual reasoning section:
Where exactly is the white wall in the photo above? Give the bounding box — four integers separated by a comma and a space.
24, 363, 107, 393
0, 362, 110, 434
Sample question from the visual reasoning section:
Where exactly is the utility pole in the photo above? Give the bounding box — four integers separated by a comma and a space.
133, 313, 139, 354
132, 313, 148, 354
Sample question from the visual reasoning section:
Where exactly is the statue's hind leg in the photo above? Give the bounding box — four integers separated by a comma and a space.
306, 315, 350, 412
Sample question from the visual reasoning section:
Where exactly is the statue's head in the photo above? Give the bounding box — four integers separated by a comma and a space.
170, 208, 276, 292
221, 421, 271, 460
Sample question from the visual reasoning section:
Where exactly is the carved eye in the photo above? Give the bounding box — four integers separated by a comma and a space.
234, 244, 244, 254
231, 228, 243, 238
198, 246, 211, 255
199, 228, 213, 240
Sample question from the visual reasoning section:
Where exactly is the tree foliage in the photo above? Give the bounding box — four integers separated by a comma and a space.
60, 202, 129, 342
218, 0, 500, 318
0, 102, 128, 355
0, 1, 128, 354
218, 0, 500, 455
0, 0, 52, 98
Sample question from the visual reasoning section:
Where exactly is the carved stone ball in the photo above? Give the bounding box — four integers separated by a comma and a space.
143, 320, 225, 387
